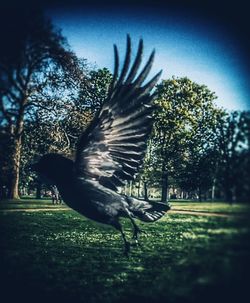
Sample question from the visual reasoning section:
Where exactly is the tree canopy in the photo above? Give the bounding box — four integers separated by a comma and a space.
150, 77, 223, 201
0, 8, 86, 198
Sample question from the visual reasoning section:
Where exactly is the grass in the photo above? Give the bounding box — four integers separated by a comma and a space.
0, 205, 250, 303
1, 197, 250, 215
0, 198, 66, 209
170, 201, 250, 214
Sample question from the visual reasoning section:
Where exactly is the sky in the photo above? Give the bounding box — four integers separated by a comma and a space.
48, 2, 250, 110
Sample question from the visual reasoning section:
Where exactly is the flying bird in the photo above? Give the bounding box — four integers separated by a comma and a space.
32, 35, 171, 254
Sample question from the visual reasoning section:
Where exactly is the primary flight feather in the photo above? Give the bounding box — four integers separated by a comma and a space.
32, 35, 171, 254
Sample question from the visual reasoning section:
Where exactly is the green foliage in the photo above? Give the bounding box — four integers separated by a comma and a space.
215, 111, 250, 202
147, 77, 223, 201
18, 68, 113, 194
0, 10, 87, 198
0, 10, 85, 127
78, 67, 113, 113
0, 8, 113, 198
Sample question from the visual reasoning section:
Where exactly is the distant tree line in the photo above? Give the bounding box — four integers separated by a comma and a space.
138, 81, 250, 203
0, 8, 249, 203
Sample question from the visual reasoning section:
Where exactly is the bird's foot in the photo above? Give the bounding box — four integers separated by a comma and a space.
132, 227, 147, 241
131, 227, 147, 249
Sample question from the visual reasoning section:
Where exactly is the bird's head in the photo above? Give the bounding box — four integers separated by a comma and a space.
31, 153, 74, 184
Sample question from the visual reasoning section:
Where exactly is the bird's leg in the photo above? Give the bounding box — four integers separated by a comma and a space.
121, 229, 131, 256
112, 221, 130, 256
131, 220, 141, 242
125, 211, 144, 246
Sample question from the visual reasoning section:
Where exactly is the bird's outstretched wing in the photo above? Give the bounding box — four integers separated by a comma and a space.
75, 35, 162, 191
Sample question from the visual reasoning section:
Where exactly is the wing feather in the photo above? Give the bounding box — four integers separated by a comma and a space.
75, 35, 162, 191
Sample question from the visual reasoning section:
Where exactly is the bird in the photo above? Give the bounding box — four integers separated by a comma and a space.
32, 35, 171, 255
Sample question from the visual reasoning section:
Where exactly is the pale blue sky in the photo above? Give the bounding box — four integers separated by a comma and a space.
49, 7, 249, 110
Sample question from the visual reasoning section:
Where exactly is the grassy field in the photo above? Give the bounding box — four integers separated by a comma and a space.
170, 201, 250, 214
1, 197, 250, 214
0, 198, 64, 209
0, 200, 250, 303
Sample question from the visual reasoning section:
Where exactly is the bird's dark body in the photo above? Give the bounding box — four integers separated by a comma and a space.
59, 177, 128, 226
36, 156, 127, 225
32, 35, 171, 254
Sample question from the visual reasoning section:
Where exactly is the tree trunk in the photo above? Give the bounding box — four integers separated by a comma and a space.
225, 187, 233, 204
125, 182, 131, 196
211, 183, 215, 201
36, 180, 42, 199
8, 105, 25, 199
129, 180, 133, 197
161, 170, 169, 203
198, 187, 202, 202
143, 182, 149, 201
137, 180, 141, 198
8, 137, 22, 199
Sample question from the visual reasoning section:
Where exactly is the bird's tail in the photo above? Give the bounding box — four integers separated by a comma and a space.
124, 195, 171, 222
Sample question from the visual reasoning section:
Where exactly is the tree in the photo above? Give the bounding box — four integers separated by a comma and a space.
78, 68, 113, 113
216, 111, 250, 203
16, 67, 113, 198
153, 77, 221, 202
137, 139, 162, 200
61, 68, 113, 149
0, 126, 13, 199
176, 147, 219, 201
0, 8, 86, 198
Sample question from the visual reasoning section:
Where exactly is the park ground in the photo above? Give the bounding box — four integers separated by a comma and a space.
0, 198, 250, 303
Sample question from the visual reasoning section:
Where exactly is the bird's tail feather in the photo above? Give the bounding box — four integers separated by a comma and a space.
124, 196, 171, 222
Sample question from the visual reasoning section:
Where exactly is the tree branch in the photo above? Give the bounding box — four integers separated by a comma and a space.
0, 97, 12, 125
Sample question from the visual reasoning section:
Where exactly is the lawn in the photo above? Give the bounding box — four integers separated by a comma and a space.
0, 198, 67, 209
0, 204, 250, 303
1, 197, 250, 214
170, 201, 250, 214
